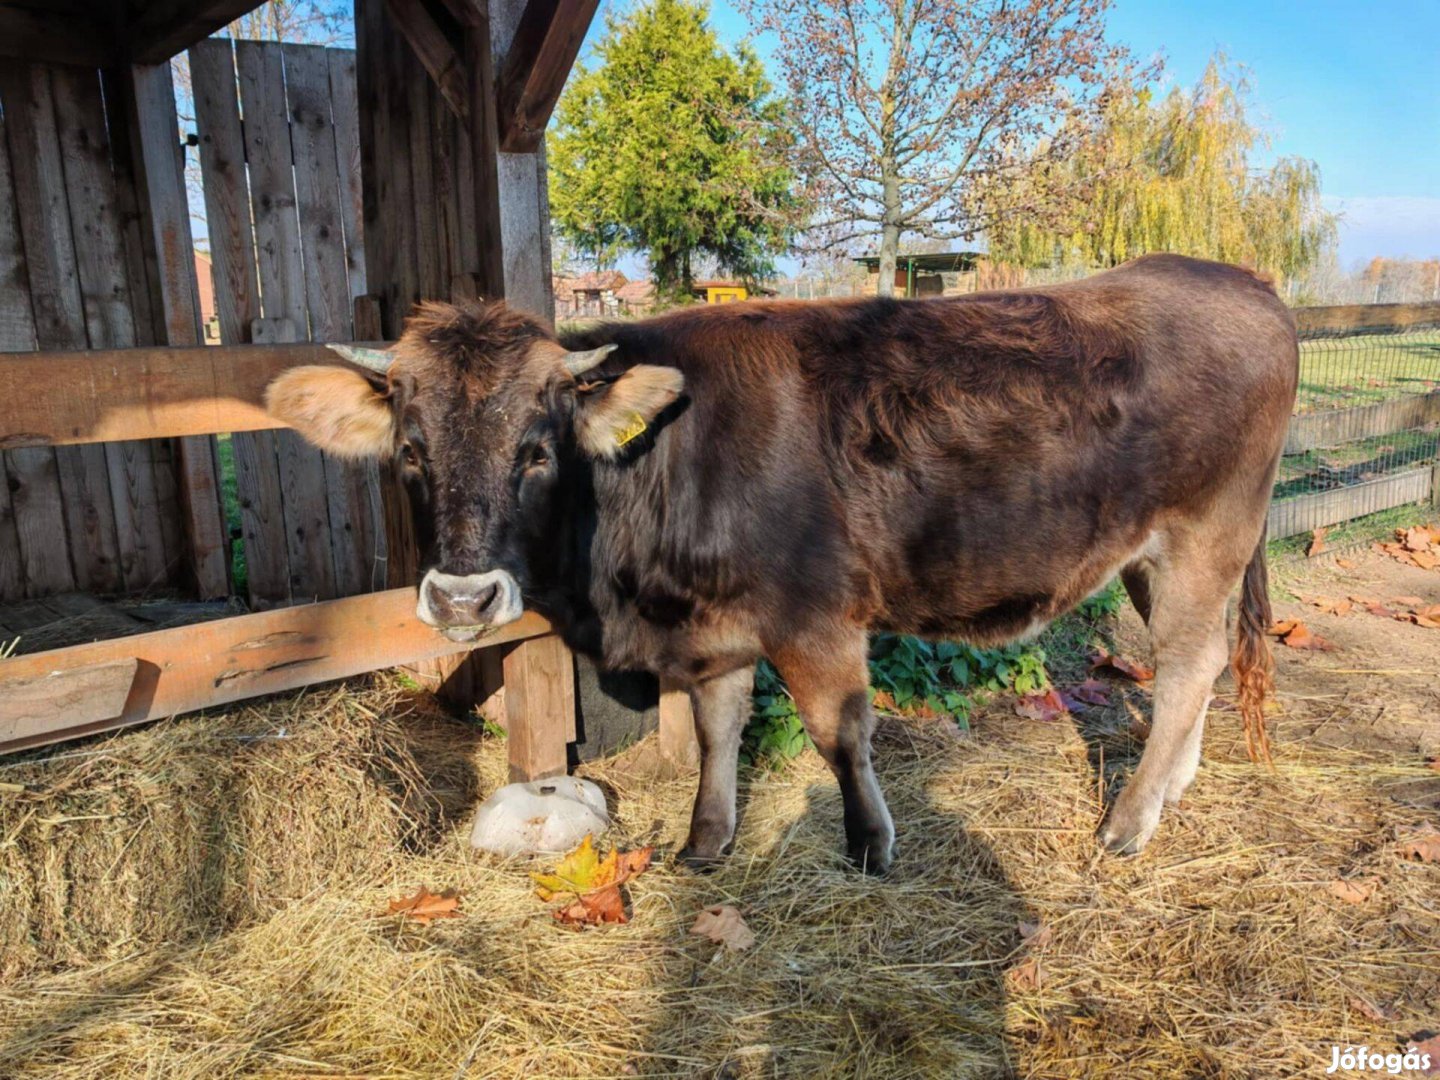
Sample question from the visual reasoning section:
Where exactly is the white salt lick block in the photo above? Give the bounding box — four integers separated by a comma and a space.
469, 776, 610, 856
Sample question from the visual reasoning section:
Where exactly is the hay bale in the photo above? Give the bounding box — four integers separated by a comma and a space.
0, 670, 1436, 1078
0, 682, 478, 982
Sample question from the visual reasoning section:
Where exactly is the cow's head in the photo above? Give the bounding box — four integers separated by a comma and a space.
265, 301, 684, 640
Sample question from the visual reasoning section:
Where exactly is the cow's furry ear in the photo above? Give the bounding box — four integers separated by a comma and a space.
265, 366, 395, 460
574, 365, 684, 459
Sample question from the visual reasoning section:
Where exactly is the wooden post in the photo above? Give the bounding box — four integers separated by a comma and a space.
658, 678, 700, 770
120, 62, 230, 599
502, 633, 576, 781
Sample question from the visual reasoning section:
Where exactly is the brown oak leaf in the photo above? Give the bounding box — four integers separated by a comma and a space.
690, 905, 756, 951
1328, 877, 1379, 904
386, 886, 462, 925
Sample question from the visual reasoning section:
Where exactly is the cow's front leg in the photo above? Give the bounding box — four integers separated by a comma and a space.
771, 633, 895, 874
677, 664, 756, 868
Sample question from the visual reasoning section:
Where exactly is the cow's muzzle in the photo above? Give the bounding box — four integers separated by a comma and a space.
416, 568, 524, 641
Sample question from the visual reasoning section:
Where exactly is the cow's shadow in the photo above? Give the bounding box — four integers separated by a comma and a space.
617, 721, 1031, 1077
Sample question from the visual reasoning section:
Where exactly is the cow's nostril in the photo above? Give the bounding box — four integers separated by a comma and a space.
472, 582, 499, 613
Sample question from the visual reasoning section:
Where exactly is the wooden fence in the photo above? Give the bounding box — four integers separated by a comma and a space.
0, 60, 192, 601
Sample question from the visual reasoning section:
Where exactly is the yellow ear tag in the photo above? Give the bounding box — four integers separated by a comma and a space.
614, 413, 648, 448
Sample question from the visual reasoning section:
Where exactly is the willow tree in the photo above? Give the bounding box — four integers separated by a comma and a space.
986, 59, 1337, 285
547, 0, 798, 299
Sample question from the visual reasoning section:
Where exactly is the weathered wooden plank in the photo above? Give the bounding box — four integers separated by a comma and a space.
100, 66, 186, 585
501, 631, 576, 781
658, 678, 699, 770
0, 7, 119, 70
326, 48, 368, 300
0, 61, 108, 595
51, 65, 170, 596
128, 0, 265, 65
1296, 301, 1440, 337
0, 87, 35, 599
384, 0, 470, 121
123, 62, 230, 599
1268, 466, 1435, 540
495, 0, 601, 154
0, 658, 140, 743
0, 589, 554, 754
490, 0, 554, 320
0, 342, 378, 448
253, 318, 340, 602
1285, 391, 1440, 454
407, 62, 444, 302
191, 38, 293, 607
283, 43, 384, 599
461, 0, 506, 301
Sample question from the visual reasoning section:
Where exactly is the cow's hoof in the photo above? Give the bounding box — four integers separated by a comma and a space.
1098, 799, 1160, 856
676, 843, 731, 872
847, 829, 895, 876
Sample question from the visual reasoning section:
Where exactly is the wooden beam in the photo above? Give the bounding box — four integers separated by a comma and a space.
1268, 465, 1435, 540
127, 0, 267, 65
384, 0, 471, 122
1296, 301, 1440, 337
0, 659, 140, 744
460, 0, 507, 300
1285, 390, 1440, 455
0, 587, 554, 755
0, 6, 120, 69
0, 342, 375, 448
502, 632, 575, 781
496, 0, 601, 153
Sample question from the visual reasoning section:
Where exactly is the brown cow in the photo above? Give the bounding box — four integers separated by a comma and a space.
266, 253, 1297, 873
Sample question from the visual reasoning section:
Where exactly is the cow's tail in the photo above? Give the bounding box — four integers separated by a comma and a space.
1232, 526, 1275, 766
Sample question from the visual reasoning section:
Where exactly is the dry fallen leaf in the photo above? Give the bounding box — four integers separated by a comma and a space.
1328, 877, 1380, 904
690, 905, 756, 951
1268, 618, 1337, 651
386, 886, 462, 926
1307, 527, 1328, 557
1397, 831, 1440, 864
1349, 996, 1398, 1023
1018, 920, 1054, 950
1414, 550, 1440, 570
1336, 557, 1357, 570
1014, 689, 1069, 722
1307, 596, 1354, 616
533, 835, 654, 928
555, 883, 627, 927
1390, 594, 1425, 607
1090, 652, 1155, 684
1008, 955, 1044, 991
1064, 679, 1112, 708
1406, 1033, 1440, 1076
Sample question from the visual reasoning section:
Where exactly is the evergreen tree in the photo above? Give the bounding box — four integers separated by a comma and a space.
547, 0, 798, 299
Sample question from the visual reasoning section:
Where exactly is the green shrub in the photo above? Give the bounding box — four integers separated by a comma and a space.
741, 634, 1051, 768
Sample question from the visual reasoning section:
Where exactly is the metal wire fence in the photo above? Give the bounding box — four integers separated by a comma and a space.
1268, 306, 1440, 548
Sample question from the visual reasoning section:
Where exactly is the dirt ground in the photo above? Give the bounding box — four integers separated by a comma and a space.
0, 543, 1436, 1078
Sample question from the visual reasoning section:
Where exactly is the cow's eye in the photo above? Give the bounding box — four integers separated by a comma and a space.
527, 446, 551, 471
400, 443, 421, 468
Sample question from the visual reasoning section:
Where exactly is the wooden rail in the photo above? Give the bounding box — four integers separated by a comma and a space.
0, 342, 371, 449
0, 587, 558, 760
1295, 301, 1440, 336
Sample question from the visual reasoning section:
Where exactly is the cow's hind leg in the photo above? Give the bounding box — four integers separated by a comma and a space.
1100, 549, 1234, 855
770, 632, 895, 874
678, 664, 757, 868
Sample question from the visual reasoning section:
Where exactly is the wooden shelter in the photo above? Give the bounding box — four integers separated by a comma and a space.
0, 0, 697, 776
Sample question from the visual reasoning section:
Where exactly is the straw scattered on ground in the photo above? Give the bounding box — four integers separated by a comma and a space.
1, 575, 1437, 1078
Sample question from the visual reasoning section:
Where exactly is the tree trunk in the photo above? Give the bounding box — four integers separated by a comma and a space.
876, 166, 902, 297
877, 222, 900, 297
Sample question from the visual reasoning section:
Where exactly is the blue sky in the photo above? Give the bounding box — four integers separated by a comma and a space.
580, 0, 1440, 267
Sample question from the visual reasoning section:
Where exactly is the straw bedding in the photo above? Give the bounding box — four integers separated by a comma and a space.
0, 659, 1436, 1077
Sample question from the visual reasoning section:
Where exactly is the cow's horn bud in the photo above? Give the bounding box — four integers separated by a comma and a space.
562, 343, 618, 377
327, 343, 396, 374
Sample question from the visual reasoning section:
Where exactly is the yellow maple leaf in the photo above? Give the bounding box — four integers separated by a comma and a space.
532, 835, 622, 901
